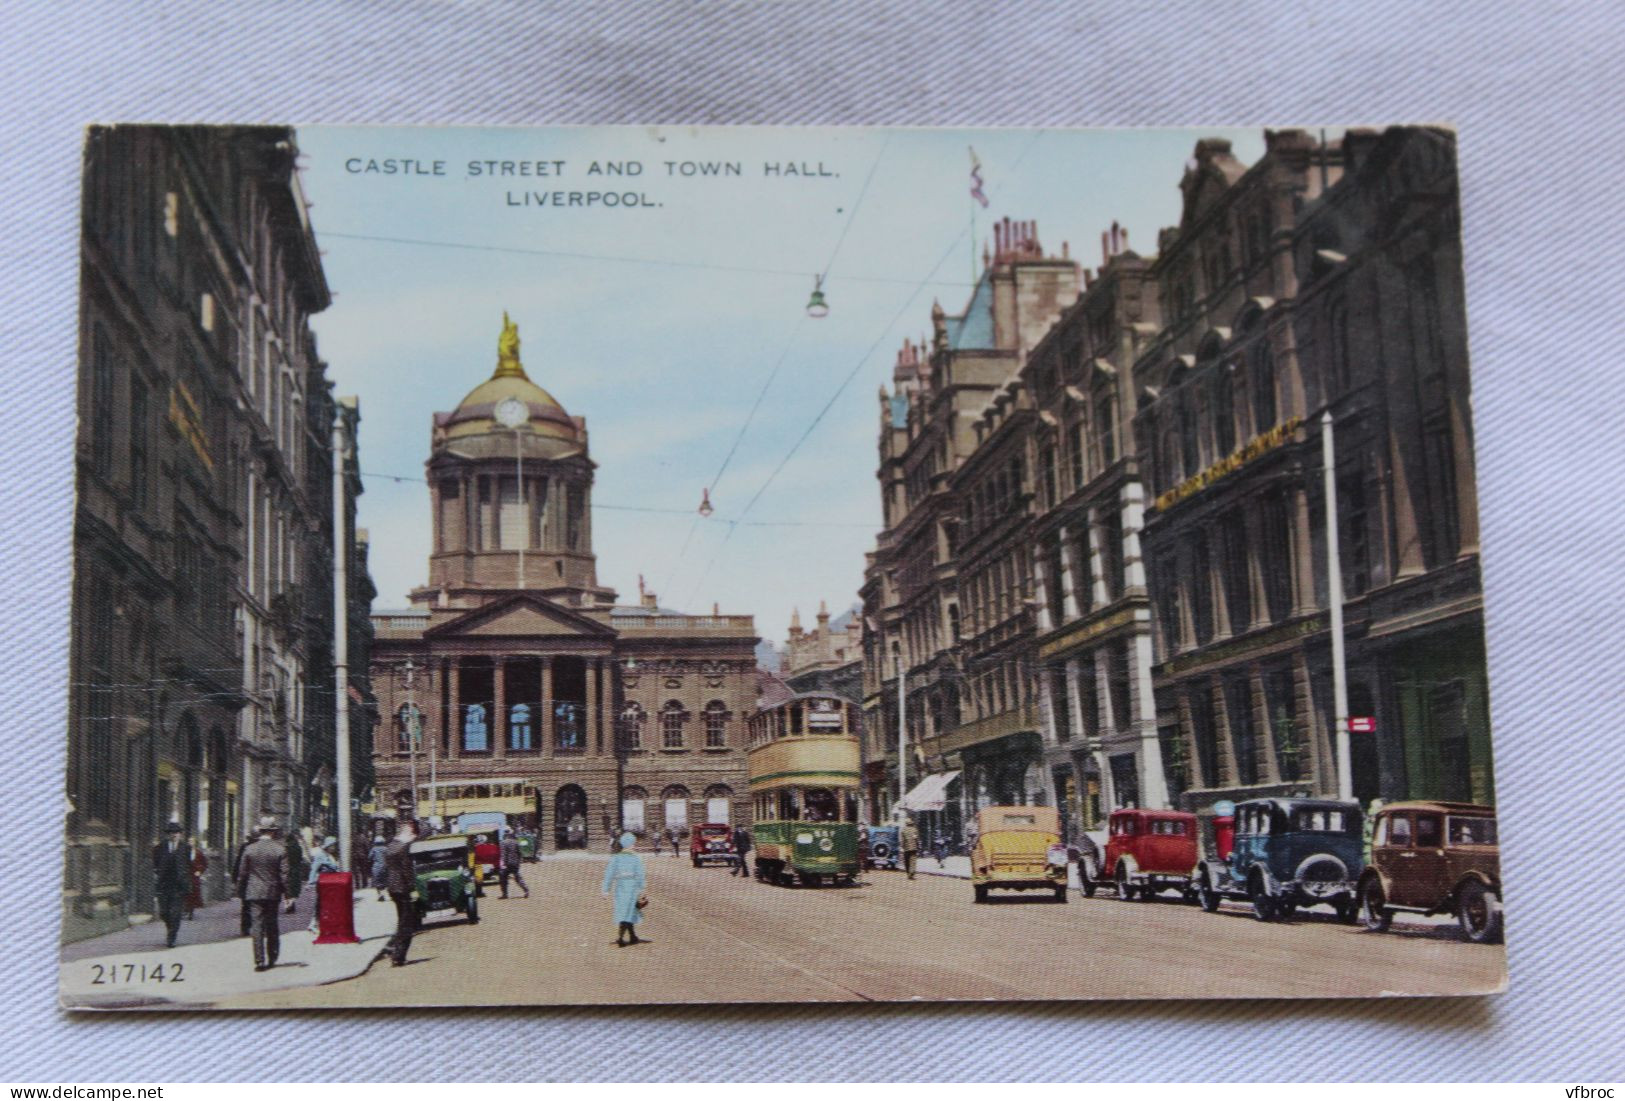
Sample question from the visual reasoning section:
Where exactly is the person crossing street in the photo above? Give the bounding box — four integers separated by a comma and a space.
731, 824, 752, 877
900, 816, 920, 880
499, 831, 530, 899
382, 820, 419, 967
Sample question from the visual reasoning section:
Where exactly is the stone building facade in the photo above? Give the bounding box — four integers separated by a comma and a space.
368, 318, 758, 852
1133, 127, 1487, 811
65, 126, 371, 941
861, 219, 1079, 841
860, 130, 1488, 845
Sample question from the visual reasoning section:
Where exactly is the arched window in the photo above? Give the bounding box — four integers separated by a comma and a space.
660, 700, 686, 749
1213, 366, 1236, 456
661, 784, 691, 833
704, 783, 734, 825
621, 785, 648, 832
703, 700, 728, 749
397, 703, 423, 753
617, 702, 644, 751
1250, 337, 1276, 430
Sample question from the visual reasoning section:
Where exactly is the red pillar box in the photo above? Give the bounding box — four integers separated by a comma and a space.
313, 871, 360, 944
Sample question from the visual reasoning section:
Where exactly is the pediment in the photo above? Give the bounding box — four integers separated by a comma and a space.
424, 594, 615, 640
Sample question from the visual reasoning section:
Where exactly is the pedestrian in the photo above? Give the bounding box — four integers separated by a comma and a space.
282, 827, 307, 915
237, 817, 292, 971
602, 830, 647, 946
152, 821, 190, 948
932, 832, 949, 868
368, 834, 389, 902
305, 837, 340, 932
1070, 830, 1101, 891
731, 824, 753, 878
499, 831, 530, 899
900, 816, 920, 880
185, 834, 208, 920
382, 819, 419, 967
232, 836, 254, 937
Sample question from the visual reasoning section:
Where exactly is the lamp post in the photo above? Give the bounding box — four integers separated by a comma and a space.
894, 646, 906, 821
331, 408, 354, 865
1322, 411, 1353, 801
401, 659, 420, 820
494, 396, 530, 589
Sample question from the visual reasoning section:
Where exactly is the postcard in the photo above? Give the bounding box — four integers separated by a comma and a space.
59, 124, 1505, 1009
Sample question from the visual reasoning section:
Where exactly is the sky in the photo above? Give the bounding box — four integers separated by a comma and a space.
295, 126, 1267, 646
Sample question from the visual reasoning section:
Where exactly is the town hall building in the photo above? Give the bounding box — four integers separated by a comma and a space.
368, 315, 759, 852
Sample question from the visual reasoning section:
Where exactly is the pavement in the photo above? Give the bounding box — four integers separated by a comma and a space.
215, 851, 1505, 1010
60, 892, 398, 1010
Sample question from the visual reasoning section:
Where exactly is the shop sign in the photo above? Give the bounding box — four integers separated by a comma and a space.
1153, 415, 1302, 512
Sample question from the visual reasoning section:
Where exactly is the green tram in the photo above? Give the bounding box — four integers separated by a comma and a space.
747, 692, 863, 887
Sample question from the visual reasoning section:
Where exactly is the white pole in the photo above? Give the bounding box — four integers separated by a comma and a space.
895, 650, 907, 819
331, 410, 353, 869
1322, 411, 1353, 801
514, 427, 526, 589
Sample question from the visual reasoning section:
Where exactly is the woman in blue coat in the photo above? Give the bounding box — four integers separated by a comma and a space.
602, 831, 647, 946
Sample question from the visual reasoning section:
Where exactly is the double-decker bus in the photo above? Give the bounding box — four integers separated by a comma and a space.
746, 692, 863, 887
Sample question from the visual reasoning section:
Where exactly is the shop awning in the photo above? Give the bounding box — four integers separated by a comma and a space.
900, 771, 960, 812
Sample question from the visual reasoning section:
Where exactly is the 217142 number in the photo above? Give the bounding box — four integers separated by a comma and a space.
89, 961, 184, 985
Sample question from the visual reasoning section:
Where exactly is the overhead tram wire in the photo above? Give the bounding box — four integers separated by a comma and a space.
316, 229, 976, 289
660, 134, 892, 598
355, 470, 876, 528
681, 131, 1047, 608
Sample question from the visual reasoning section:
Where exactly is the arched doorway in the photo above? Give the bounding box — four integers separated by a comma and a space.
554, 784, 589, 850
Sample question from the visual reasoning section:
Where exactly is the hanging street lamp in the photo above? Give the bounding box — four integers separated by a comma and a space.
805, 274, 829, 318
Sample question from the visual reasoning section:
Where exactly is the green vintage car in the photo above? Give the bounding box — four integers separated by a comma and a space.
410, 833, 481, 925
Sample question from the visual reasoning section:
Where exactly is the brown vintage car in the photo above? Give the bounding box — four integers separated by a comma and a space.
1358, 801, 1503, 943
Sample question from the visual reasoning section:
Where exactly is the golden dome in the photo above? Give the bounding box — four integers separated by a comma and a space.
442, 313, 580, 443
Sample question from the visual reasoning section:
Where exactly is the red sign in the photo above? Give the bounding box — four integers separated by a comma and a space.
1349, 716, 1376, 734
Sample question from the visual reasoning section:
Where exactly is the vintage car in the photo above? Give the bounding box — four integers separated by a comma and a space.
1082, 808, 1199, 902
1193, 798, 1364, 922
410, 832, 481, 925
865, 825, 900, 870
970, 805, 1069, 903
690, 822, 737, 867
1357, 801, 1503, 943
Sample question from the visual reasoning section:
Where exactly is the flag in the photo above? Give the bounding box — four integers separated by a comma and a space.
969, 147, 989, 208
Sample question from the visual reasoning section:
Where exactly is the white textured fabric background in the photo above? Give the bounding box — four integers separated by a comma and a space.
3, 0, 1621, 1082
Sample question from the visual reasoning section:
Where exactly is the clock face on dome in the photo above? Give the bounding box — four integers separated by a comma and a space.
493, 396, 529, 429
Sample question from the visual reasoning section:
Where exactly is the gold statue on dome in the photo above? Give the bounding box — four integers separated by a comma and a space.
495, 310, 524, 376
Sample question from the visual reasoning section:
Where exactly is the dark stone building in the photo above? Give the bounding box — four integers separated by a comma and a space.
65, 126, 370, 941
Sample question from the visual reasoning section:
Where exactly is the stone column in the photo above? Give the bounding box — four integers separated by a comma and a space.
1131, 630, 1169, 808
1086, 506, 1110, 608
585, 658, 599, 757
1058, 524, 1081, 620
1210, 677, 1237, 789
1250, 668, 1280, 783
1291, 484, 1316, 617
540, 657, 554, 758
492, 659, 507, 759
1121, 482, 1148, 595
1033, 554, 1054, 633
1038, 666, 1058, 744
446, 658, 463, 761
1063, 657, 1085, 743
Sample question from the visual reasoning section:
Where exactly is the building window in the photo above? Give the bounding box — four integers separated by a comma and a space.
128, 376, 149, 510
1049, 671, 1072, 741
1189, 686, 1219, 789
1226, 677, 1258, 786
1096, 392, 1117, 468
1423, 415, 1461, 566
621, 786, 647, 832
1265, 669, 1301, 783
1213, 368, 1236, 457
1040, 444, 1057, 507
1190, 532, 1214, 646
397, 703, 423, 754
462, 703, 489, 753
567, 484, 584, 550
508, 703, 533, 751
1340, 473, 1370, 596
617, 703, 644, 751
661, 701, 685, 749
1220, 510, 1252, 632
1328, 299, 1350, 396
1259, 491, 1294, 622
1107, 644, 1132, 734
1098, 509, 1124, 602
1068, 418, 1087, 489
704, 700, 728, 748
1154, 552, 1182, 654
1250, 338, 1277, 430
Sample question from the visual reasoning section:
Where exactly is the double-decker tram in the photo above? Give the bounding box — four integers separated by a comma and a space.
747, 693, 863, 887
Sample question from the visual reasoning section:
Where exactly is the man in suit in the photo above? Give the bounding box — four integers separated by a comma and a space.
237, 817, 292, 972
498, 830, 529, 899
731, 825, 752, 878
382, 819, 419, 967
151, 821, 190, 948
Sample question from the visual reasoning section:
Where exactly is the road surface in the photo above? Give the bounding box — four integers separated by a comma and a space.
218, 853, 1506, 1008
